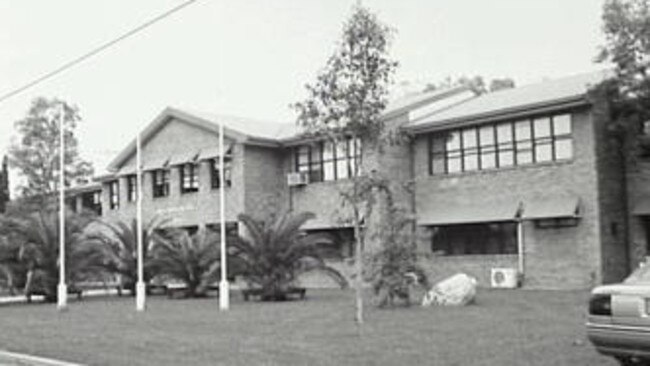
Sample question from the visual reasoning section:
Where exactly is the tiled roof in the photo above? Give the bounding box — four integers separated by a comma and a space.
175, 108, 298, 141
407, 70, 611, 132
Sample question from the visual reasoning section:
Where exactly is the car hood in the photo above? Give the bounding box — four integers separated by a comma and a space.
592, 283, 650, 296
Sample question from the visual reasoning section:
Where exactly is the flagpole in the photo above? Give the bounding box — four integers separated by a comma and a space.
136, 132, 146, 311
218, 121, 229, 310
57, 103, 67, 311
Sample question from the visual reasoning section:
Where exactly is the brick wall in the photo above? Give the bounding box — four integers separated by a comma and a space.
102, 118, 244, 228
411, 109, 603, 289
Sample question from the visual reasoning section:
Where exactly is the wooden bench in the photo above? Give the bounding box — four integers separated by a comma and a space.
166, 283, 220, 299
241, 287, 306, 301
26, 286, 83, 303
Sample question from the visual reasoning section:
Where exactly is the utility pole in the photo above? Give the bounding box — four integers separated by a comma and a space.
57, 103, 67, 311
136, 132, 146, 311
219, 121, 229, 311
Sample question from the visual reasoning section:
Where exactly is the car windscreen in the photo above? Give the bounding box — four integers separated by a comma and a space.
624, 263, 650, 283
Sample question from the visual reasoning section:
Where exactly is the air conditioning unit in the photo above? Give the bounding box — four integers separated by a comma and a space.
490, 268, 519, 289
287, 172, 309, 186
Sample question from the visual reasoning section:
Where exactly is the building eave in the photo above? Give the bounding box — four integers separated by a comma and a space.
404, 95, 591, 135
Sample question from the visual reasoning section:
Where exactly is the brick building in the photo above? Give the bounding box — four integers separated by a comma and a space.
68, 70, 645, 289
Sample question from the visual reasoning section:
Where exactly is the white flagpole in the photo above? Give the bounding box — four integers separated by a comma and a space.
218, 121, 229, 310
57, 103, 67, 311
136, 132, 146, 311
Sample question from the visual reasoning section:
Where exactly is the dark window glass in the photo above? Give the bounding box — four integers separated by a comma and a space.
211, 159, 232, 189
479, 125, 496, 169
431, 222, 518, 255
152, 169, 170, 198
180, 163, 199, 193
515, 120, 533, 165
127, 175, 137, 202
109, 180, 119, 210
428, 113, 574, 175
294, 137, 361, 182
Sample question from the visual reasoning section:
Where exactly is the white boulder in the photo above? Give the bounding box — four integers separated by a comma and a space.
422, 273, 478, 307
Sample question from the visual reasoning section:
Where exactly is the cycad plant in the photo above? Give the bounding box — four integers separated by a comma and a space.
149, 229, 221, 298
0, 210, 104, 302
230, 212, 348, 301
83, 216, 169, 294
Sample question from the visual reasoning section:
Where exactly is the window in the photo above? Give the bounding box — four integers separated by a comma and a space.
294, 137, 361, 182
127, 175, 137, 202
211, 159, 232, 189
304, 228, 355, 259
109, 180, 119, 210
152, 169, 170, 198
431, 222, 518, 256
429, 113, 574, 175
81, 190, 102, 215
180, 163, 199, 193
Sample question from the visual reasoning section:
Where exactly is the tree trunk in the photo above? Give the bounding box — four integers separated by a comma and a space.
353, 182, 364, 325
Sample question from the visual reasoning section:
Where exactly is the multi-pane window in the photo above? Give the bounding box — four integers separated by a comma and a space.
81, 190, 102, 215
429, 113, 573, 175
431, 222, 518, 256
211, 159, 232, 189
180, 163, 199, 193
152, 169, 170, 198
294, 137, 361, 183
108, 180, 119, 210
127, 175, 137, 202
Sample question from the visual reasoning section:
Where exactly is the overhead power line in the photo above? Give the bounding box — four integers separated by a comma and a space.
0, 0, 199, 105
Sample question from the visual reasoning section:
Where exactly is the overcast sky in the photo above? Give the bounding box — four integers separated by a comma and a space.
0, 0, 607, 178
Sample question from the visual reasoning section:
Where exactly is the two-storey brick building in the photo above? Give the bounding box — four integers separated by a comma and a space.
69, 70, 646, 289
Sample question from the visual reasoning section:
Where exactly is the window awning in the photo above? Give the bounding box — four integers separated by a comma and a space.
198, 144, 233, 161
632, 197, 650, 216
417, 200, 520, 226
143, 156, 170, 171
522, 196, 580, 220
168, 150, 199, 166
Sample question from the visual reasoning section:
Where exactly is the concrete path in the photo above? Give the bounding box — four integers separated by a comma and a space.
0, 351, 83, 366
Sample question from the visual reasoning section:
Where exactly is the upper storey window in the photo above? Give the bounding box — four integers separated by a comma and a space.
429, 113, 573, 175
108, 180, 119, 210
294, 137, 361, 183
152, 169, 170, 198
180, 163, 199, 193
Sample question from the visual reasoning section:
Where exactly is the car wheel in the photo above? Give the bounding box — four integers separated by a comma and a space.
616, 356, 650, 366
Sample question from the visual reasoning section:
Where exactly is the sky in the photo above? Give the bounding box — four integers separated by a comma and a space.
0, 0, 607, 184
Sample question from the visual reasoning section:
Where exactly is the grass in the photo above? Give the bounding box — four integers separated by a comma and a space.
0, 289, 617, 366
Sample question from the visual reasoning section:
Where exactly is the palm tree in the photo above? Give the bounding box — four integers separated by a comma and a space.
230, 212, 348, 301
0, 210, 104, 302
0, 235, 22, 295
149, 229, 221, 298
83, 216, 169, 294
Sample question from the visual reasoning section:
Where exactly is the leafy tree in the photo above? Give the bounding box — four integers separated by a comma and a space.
596, 0, 650, 125
363, 182, 428, 308
0, 235, 21, 295
9, 97, 94, 200
230, 212, 348, 301
149, 229, 222, 298
0, 210, 104, 302
83, 217, 170, 294
424, 75, 515, 95
293, 4, 398, 324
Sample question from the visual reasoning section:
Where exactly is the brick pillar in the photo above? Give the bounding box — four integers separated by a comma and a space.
169, 165, 181, 199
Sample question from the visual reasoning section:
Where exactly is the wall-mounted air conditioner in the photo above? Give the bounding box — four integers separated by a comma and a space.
287, 172, 309, 186
490, 268, 519, 289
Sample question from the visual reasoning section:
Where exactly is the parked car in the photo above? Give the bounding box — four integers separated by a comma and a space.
587, 262, 650, 365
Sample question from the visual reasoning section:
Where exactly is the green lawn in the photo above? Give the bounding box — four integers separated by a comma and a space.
0, 289, 616, 366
